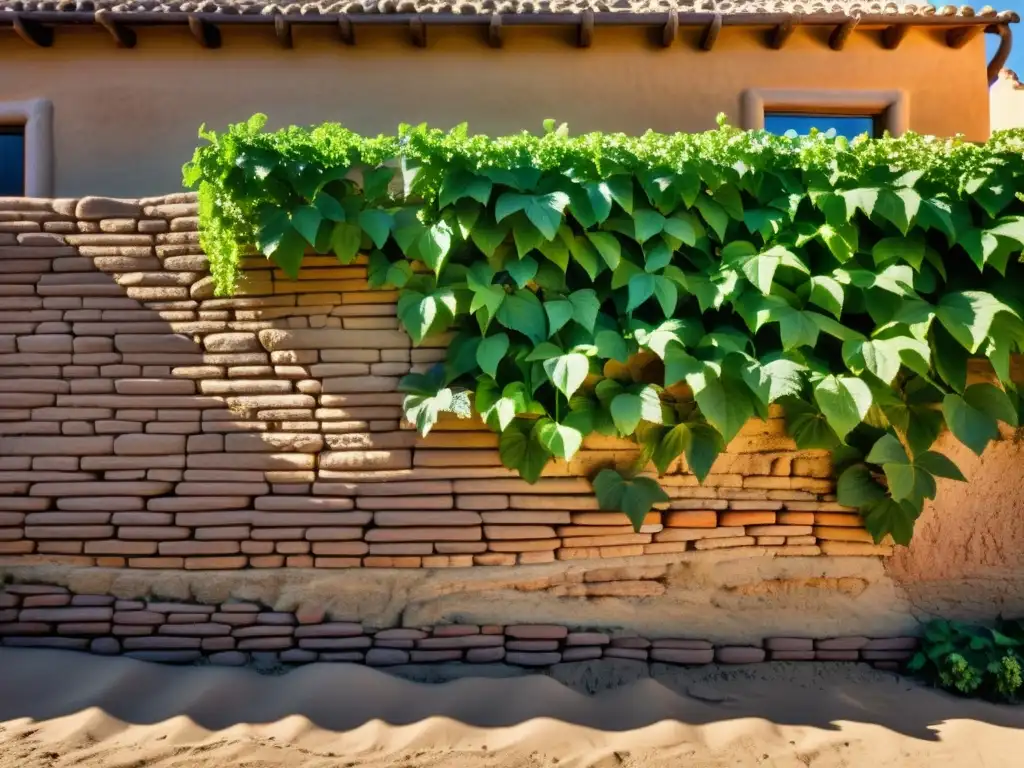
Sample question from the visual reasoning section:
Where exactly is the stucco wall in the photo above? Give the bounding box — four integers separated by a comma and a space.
0, 24, 990, 197
991, 70, 1024, 130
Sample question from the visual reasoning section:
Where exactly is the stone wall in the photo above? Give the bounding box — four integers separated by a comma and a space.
0, 193, 889, 572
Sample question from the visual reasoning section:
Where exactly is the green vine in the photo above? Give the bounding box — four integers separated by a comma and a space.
184, 115, 1024, 544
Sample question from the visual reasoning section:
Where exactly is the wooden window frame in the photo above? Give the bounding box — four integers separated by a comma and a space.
740, 89, 909, 137
0, 99, 54, 198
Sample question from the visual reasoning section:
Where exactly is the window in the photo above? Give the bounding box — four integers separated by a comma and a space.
0, 126, 25, 196
741, 89, 908, 138
764, 113, 877, 140
0, 100, 53, 197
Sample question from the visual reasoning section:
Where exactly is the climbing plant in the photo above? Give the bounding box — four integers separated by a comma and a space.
185, 115, 1024, 544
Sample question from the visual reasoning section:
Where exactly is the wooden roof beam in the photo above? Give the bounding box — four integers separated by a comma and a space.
768, 16, 795, 49
187, 14, 221, 48
662, 9, 678, 47
881, 24, 908, 49
274, 15, 292, 48
95, 10, 136, 48
700, 13, 722, 51
829, 17, 858, 50
947, 25, 982, 48
337, 14, 354, 45
488, 13, 503, 48
11, 14, 53, 47
578, 9, 594, 48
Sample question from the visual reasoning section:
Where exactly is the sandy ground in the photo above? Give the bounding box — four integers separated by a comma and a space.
1, 649, 1023, 768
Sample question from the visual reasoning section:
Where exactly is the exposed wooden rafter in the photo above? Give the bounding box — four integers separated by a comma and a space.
274, 15, 292, 48
947, 25, 982, 48
578, 9, 594, 48
662, 9, 678, 47
488, 14, 503, 48
768, 16, 796, 49
829, 17, 858, 50
700, 13, 722, 51
11, 14, 53, 47
409, 15, 426, 47
881, 23, 908, 49
337, 15, 354, 45
187, 14, 221, 48
95, 9, 136, 47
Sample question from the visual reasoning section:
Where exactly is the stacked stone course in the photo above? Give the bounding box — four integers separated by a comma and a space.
0, 583, 916, 670
0, 194, 888, 571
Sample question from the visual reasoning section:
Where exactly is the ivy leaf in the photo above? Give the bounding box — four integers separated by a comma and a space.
663, 211, 699, 245
366, 250, 412, 289
535, 417, 584, 460
692, 374, 754, 444
663, 346, 705, 388
542, 353, 590, 398
936, 291, 1016, 354
291, 205, 323, 246
476, 333, 510, 378
633, 209, 666, 243
964, 382, 1019, 427
784, 398, 841, 450
695, 194, 728, 241
567, 235, 601, 280
915, 452, 967, 482
942, 392, 1001, 456
544, 298, 574, 336
595, 330, 629, 362
808, 275, 845, 318
496, 290, 547, 344
358, 209, 393, 249
682, 422, 725, 482
331, 221, 362, 264
653, 276, 678, 317
931, 323, 969, 393
836, 464, 888, 508
592, 469, 669, 532
587, 231, 621, 269
610, 392, 644, 435
626, 273, 656, 313
499, 419, 551, 483
873, 236, 925, 270
399, 371, 456, 438
865, 433, 909, 465
495, 192, 570, 240
839, 187, 880, 221
813, 375, 873, 440
439, 169, 493, 208
418, 221, 454, 275
470, 220, 510, 259
842, 338, 902, 384
886, 463, 936, 505
568, 289, 600, 332
862, 497, 918, 546
396, 287, 457, 345
506, 256, 539, 288
261, 221, 307, 280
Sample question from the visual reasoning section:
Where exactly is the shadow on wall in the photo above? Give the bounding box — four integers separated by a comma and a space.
2, 648, 1024, 746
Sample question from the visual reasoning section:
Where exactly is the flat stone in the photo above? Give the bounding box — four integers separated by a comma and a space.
466, 647, 506, 663
409, 650, 462, 662
765, 637, 814, 652
816, 650, 860, 661
505, 651, 561, 667
89, 637, 121, 655
565, 632, 610, 646
374, 628, 427, 641
3, 636, 89, 650
124, 650, 201, 664
366, 648, 410, 666
604, 648, 648, 661
716, 647, 766, 664
298, 637, 372, 651
861, 650, 913, 661
294, 622, 363, 638
651, 639, 713, 650
815, 636, 870, 651
769, 650, 816, 661
76, 197, 142, 220
417, 635, 503, 650
280, 649, 318, 663
561, 647, 603, 662
19, 607, 112, 622
650, 648, 714, 665
505, 625, 568, 640
320, 652, 365, 663
430, 624, 479, 637
209, 651, 249, 666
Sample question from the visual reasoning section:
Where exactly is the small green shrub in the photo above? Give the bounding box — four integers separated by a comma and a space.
184, 116, 1024, 543
909, 619, 1024, 702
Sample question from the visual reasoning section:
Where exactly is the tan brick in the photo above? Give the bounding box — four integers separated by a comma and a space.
258, 329, 409, 351
375, 511, 479, 526
114, 434, 186, 456
654, 526, 745, 543
814, 513, 864, 527
814, 526, 875, 543
319, 450, 412, 471
114, 379, 196, 395
719, 511, 776, 526
30, 481, 172, 497
693, 536, 757, 550
745, 525, 814, 536
204, 333, 259, 352
366, 527, 482, 542
0, 436, 112, 456
663, 511, 718, 528
777, 512, 815, 525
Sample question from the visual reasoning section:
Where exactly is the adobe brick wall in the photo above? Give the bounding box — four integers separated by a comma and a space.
0, 193, 888, 572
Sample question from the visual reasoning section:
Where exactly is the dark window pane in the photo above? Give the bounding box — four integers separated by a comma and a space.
0, 128, 25, 196
764, 114, 875, 140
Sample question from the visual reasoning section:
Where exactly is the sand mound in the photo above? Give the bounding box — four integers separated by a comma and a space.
1, 648, 1023, 767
